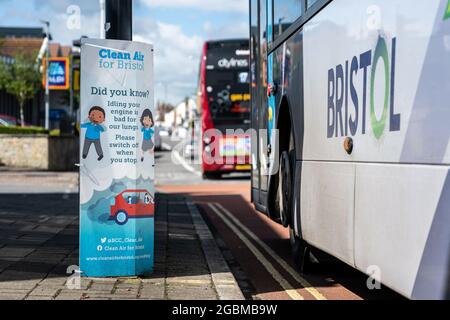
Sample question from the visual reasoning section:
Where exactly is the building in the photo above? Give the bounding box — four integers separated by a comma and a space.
0, 27, 45, 126
0, 27, 77, 129
174, 98, 197, 127
0, 27, 44, 39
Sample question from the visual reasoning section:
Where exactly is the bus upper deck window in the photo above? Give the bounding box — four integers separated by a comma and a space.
273, 0, 303, 40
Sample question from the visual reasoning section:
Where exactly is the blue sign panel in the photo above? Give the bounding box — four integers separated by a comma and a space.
47, 58, 69, 90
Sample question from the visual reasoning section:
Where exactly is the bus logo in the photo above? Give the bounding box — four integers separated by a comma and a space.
327, 35, 400, 140
445, 0, 450, 20
218, 57, 249, 69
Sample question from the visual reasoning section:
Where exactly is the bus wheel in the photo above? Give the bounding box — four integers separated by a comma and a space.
202, 172, 221, 180
290, 227, 312, 274
278, 151, 291, 228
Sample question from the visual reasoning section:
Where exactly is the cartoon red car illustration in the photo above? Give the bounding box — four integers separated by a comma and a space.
110, 190, 155, 225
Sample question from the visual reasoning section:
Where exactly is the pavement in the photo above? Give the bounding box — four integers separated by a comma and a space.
0, 169, 78, 194
0, 172, 244, 300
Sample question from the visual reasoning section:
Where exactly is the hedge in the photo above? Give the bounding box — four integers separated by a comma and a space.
0, 126, 49, 135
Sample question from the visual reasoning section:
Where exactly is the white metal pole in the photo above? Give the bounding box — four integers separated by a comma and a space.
44, 22, 50, 130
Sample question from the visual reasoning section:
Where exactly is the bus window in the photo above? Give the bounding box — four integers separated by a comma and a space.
273, 0, 303, 40
204, 42, 250, 128
238, 72, 249, 84
307, 0, 318, 9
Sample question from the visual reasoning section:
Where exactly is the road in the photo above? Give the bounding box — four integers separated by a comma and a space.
156, 137, 404, 300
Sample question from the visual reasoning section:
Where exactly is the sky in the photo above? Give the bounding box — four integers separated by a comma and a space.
0, 0, 249, 105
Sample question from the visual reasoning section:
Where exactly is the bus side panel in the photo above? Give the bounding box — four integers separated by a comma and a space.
302, 0, 445, 165
300, 161, 355, 266
354, 0, 450, 299
354, 164, 449, 298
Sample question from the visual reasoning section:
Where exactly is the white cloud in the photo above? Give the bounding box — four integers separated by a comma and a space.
134, 15, 250, 104
33, 0, 100, 15
49, 12, 100, 45
203, 20, 249, 40
140, 0, 248, 13
134, 18, 204, 104
0, 3, 100, 46
0, 0, 248, 104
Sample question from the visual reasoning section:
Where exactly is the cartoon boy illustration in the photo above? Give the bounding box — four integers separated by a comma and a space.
81, 106, 106, 161
140, 109, 154, 162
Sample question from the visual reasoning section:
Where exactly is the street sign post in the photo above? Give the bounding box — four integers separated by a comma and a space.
79, 38, 154, 277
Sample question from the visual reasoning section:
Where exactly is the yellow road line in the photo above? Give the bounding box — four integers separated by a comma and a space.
214, 202, 327, 300
208, 203, 304, 300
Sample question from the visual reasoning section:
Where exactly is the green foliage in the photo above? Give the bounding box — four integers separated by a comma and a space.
49, 129, 60, 136
0, 53, 41, 126
0, 125, 49, 135
0, 59, 8, 90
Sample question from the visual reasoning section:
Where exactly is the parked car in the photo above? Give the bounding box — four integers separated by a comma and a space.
159, 127, 169, 137
109, 190, 155, 225
154, 125, 162, 151
0, 114, 18, 127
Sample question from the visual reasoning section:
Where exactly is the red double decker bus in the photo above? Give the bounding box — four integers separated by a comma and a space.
197, 39, 251, 179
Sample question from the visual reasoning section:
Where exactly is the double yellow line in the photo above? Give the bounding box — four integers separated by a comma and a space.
207, 202, 326, 300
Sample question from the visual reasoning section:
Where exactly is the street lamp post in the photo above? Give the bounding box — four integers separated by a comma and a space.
41, 20, 50, 130
278, 17, 285, 36
105, 0, 132, 41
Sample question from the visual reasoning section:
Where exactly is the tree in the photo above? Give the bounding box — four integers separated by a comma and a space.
156, 101, 175, 122
0, 53, 41, 127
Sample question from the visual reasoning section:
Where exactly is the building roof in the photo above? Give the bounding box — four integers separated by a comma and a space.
0, 27, 72, 59
0, 38, 43, 58
48, 44, 72, 58
0, 39, 72, 59
0, 27, 44, 39
60, 46, 72, 57
49, 43, 60, 57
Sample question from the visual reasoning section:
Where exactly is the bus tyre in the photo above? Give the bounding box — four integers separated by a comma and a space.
202, 172, 222, 180
290, 227, 312, 274
115, 210, 129, 225
278, 151, 292, 228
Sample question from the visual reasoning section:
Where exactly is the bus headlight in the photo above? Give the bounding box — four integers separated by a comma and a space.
203, 136, 212, 145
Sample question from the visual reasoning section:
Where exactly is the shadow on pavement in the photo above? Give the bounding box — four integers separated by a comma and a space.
0, 194, 79, 283
0, 193, 217, 284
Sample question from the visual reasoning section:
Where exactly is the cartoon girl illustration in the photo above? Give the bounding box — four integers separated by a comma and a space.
140, 108, 155, 162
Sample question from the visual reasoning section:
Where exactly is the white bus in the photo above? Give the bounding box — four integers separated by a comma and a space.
250, 0, 450, 299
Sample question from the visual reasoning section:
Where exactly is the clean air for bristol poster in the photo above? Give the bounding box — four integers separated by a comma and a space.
79, 38, 154, 277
